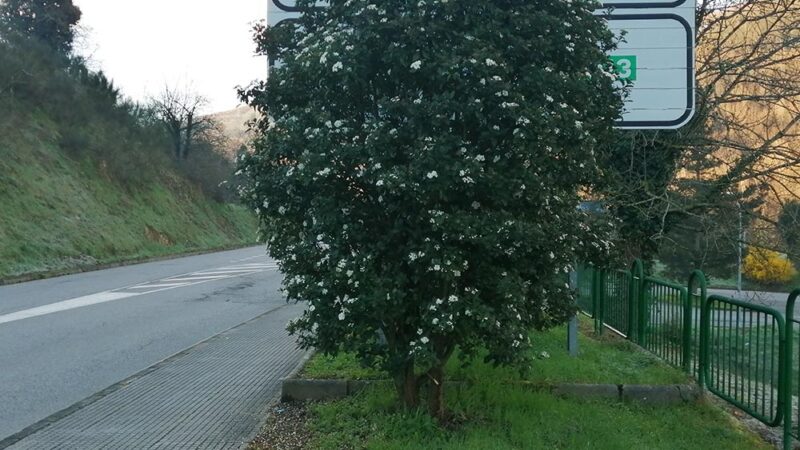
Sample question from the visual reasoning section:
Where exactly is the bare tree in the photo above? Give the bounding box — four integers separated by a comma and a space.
606, 0, 800, 268
151, 86, 213, 161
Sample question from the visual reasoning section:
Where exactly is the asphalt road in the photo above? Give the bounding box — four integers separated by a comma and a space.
0, 246, 288, 441
708, 288, 798, 316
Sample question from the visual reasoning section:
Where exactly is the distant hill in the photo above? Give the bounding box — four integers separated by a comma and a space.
209, 105, 259, 159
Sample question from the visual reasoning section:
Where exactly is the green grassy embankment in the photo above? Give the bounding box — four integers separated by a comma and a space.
0, 111, 257, 280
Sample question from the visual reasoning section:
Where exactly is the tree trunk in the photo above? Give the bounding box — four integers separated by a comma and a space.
427, 365, 446, 420
395, 363, 419, 409
394, 362, 419, 409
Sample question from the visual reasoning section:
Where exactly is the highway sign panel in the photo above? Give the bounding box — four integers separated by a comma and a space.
604, 12, 695, 129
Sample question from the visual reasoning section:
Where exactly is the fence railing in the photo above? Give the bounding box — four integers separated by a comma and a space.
784, 289, 800, 446
576, 263, 799, 450
703, 295, 785, 426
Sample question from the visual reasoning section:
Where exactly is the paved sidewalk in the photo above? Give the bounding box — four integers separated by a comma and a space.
2, 303, 306, 450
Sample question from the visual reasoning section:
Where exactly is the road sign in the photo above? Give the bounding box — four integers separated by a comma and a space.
266, 0, 696, 130
603, 0, 691, 8
600, 0, 696, 129
268, 0, 327, 27
267, 0, 298, 27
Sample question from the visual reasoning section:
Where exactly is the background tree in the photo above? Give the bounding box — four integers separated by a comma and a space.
603, 0, 800, 271
779, 201, 800, 266
151, 86, 214, 161
239, 0, 624, 419
0, 0, 81, 55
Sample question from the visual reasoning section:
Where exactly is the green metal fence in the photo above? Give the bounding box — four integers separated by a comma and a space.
577, 261, 799, 449
603, 270, 631, 337
784, 289, 800, 446
702, 294, 785, 426
576, 265, 595, 318
641, 277, 690, 370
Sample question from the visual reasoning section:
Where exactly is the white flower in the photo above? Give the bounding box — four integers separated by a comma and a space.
338, 312, 346, 321
278, 206, 287, 215
485, 58, 497, 67
410, 60, 422, 70
420, 336, 430, 344
432, 318, 439, 325
427, 171, 438, 179
332, 61, 344, 72
471, 201, 481, 210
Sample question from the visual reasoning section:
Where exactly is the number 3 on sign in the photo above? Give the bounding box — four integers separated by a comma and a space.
610, 55, 637, 81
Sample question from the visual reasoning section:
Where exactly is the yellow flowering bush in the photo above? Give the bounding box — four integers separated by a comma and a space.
743, 247, 797, 284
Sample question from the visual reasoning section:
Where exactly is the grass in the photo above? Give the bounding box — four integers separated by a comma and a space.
0, 110, 258, 279
307, 384, 769, 450
298, 319, 769, 449
303, 319, 689, 385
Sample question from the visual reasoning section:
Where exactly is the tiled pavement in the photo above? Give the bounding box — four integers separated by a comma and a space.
2, 303, 306, 450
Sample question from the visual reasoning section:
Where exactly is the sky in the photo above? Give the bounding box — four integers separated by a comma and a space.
74, 0, 269, 114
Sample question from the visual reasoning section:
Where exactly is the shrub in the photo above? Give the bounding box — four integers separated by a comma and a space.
743, 247, 797, 285
239, 0, 624, 417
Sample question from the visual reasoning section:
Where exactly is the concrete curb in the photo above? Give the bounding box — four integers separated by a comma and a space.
0, 242, 258, 286
281, 378, 703, 406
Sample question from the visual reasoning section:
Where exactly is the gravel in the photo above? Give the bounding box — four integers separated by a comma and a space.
248, 402, 313, 450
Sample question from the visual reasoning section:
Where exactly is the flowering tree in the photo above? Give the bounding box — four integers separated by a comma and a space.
239, 0, 623, 418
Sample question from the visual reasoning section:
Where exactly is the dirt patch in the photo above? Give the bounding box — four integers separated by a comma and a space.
248, 402, 312, 450
144, 225, 173, 246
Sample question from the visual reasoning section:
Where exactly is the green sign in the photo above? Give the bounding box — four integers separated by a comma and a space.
610, 55, 637, 81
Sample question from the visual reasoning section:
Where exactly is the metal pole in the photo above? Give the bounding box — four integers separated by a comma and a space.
568, 316, 579, 357
783, 290, 799, 450
568, 266, 579, 357
738, 202, 743, 293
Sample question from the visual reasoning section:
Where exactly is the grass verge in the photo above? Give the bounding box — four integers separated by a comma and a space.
260, 319, 769, 449
305, 384, 769, 449
302, 318, 689, 385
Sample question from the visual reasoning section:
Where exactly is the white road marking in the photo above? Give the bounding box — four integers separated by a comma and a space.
166, 275, 242, 282
123, 282, 192, 290
0, 260, 280, 326
184, 270, 260, 276
0, 292, 135, 325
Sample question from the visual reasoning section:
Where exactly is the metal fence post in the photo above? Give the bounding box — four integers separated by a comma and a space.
638, 277, 648, 347
688, 270, 707, 382
630, 260, 644, 344
598, 269, 605, 335
784, 290, 800, 450
681, 289, 692, 373
591, 268, 599, 333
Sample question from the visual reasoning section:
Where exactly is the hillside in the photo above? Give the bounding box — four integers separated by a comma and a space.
209, 105, 259, 159
0, 40, 258, 281
0, 109, 258, 280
